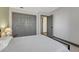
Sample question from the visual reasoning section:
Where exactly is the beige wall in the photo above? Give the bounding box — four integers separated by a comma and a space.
0, 7, 9, 28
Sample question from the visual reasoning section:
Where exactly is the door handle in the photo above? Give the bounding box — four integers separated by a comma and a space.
51, 26, 53, 28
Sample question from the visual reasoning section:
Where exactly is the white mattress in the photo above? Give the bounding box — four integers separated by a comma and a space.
2, 35, 69, 52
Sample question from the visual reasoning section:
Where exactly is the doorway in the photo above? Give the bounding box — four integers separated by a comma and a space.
41, 16, 47, 36
41, 15, 53, 37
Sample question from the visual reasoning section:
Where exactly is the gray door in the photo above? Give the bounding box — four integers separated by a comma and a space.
47, 15, 53, 37
12, 12, 36, 37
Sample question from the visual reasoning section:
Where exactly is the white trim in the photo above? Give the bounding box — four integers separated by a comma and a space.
9, 8, 12, 29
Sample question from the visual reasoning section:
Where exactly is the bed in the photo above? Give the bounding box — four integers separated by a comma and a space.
1, 35, 69, 52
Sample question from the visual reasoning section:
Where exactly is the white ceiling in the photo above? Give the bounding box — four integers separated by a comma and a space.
11, 7, 58, 14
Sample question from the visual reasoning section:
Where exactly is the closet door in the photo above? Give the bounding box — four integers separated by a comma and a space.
12, 13, 36, 37
26, 15, 36, 35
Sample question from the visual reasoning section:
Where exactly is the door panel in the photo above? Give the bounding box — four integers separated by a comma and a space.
41, 16, 43, 34
47, 15, 53, 37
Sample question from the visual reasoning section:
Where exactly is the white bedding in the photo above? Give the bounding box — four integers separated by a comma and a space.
0, 36, 12, 51
2, 35, 69, 52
